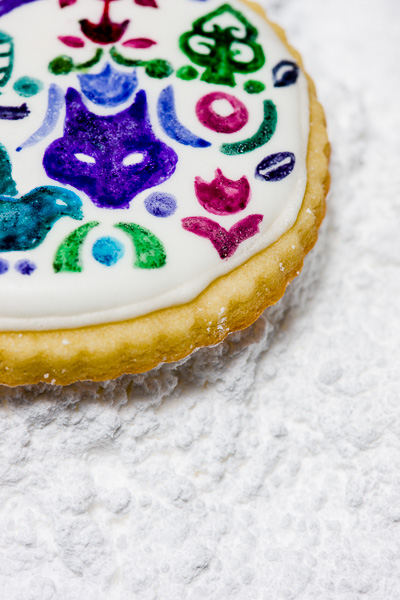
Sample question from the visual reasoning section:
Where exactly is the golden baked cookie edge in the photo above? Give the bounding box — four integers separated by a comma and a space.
0, 0, 330, 386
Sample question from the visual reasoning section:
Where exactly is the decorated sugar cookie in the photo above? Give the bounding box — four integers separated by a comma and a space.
0, 0, 329, 385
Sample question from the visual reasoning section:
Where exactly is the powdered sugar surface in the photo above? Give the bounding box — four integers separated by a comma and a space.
1, 0, 400, 597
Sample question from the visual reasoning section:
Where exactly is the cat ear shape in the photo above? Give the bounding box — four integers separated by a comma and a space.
65, 87, 89, 127
124, 89, 148, 123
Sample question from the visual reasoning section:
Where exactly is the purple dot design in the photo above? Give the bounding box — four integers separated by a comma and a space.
15, 259, 36, 275
0, 258, 9, 274
144, 192, 177, 218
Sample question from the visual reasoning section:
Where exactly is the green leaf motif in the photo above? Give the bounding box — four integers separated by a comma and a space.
115, 223, 166, 269
49, 49, 103, 76
110, 48, 173, 79
54, 222, 99, 273
179, 4, 265, 87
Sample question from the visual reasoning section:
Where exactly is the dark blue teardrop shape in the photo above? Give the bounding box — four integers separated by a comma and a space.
255, 152, 296, 182
272, 60, 299, 88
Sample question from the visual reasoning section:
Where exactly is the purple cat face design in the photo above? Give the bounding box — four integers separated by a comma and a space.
43, 88, 178, 209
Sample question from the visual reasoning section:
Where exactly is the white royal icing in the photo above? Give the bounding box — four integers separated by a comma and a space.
0, 0, 309, 331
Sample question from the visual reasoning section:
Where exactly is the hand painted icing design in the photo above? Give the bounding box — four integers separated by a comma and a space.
109, 48, 173, 80
50, 0, 167, 79
58, 35, 85, 48
0, 30, 33, 121
54, 221, 99, 273
0, 103, 30, 120
221, 99, 277, 155
0, 0, 309, 329
195, 169, 250, 215
78, 63, 138, 107
17, 84, 64, 152
182, 214, 263, 260
0, 0, 42, 17
196, 92, 248, 134
54, 221, 166, 272
13, 76, 43, 97
0, 186, 83, 252
122, 38, 156, 49
272, 60, 299, 88
179, 4, 265, 87
43, 88, 178, 209
92, 236, 125, 266
57, 0, 159, 13
59, 0, 157, 46
255, 152, 296, 182
0, 31, 13, 89
157, 86, 211, 148
15, 258, 37, 275
79, 0, 130, 45
133, 0, 158, 7
50, 47, 173, 81
49, 49, 104, 76
144, 192, 177, 218
0, 257, 37, 276
0, 143, 82, 253
0, 143, 17, 197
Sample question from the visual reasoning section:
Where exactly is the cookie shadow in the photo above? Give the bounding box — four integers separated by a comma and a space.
0, 213, 329, 410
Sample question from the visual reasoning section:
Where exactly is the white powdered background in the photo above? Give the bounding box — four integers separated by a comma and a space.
1, 0, 399, 597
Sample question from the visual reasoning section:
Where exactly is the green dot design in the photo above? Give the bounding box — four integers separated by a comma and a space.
244, 80, 265, 94
49, 55, 74, 76
176, 66, 198, 81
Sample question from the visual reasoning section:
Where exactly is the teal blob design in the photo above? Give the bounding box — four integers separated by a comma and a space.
13, 76, 43, 97
92, 236, 125, 266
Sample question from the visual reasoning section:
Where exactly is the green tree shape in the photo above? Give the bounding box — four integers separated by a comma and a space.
179, 4, 265, 87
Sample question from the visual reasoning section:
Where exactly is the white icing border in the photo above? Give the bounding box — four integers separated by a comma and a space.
0, 0, 309, 331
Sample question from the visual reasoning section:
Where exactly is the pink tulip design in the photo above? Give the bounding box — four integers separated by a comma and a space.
194, 169, 251, 216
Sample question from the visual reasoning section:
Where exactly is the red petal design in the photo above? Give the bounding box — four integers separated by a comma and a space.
122, 38, 157, 49
59, 0, 78, 7
58, 36, 85, 48
134, 0, 158, 7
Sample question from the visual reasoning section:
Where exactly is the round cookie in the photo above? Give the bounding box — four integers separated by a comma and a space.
0, 0, 329, 386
